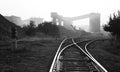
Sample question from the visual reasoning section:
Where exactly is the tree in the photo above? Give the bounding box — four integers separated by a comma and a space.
37, 23, 44, 32
29, 20, 36, 28
43, 22, 59, 37
37, 22, 59, 37
22, 20, 36, 36
103, 11, 120, 39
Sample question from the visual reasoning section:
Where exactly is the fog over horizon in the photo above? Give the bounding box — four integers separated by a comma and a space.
0, 0, 119, 27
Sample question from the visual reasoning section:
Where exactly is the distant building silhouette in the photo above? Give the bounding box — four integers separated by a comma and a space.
51, 12, 100, 32
23, 17, 43, 26
5, 16, 23, 27
89, 13, 100, 32
5, 16, 43, 27
51, 12, 74, 30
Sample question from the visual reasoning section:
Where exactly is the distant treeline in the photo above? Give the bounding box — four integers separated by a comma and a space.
0, 13, 60, 41
22, 21, 59, 37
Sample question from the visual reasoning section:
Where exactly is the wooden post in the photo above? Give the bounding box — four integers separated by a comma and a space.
14, 38, 17, 50
11, 27, 18, 51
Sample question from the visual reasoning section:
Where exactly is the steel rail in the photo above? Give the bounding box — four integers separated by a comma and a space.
56, 38, 91, 63
49, 38, 87, 72
49, 38, 68, 72
72, 38, 95, 62
49, 38, 104, 72
85, 40, 108, 72
73, 39, 108, 72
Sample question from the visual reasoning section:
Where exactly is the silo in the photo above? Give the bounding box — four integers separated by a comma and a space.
89, 13, 100, 32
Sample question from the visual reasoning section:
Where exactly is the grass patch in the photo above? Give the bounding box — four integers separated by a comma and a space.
88, 39, 120, 72
0, 39, 60, 72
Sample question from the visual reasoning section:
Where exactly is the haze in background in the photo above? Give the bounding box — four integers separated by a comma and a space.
0, 0, 119, 27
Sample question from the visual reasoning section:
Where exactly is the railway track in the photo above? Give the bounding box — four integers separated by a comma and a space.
49, 38, 108, 72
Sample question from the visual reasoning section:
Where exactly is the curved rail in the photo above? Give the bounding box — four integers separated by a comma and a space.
49, 38, 88, 72
56, 39, 92, 63
73, 39, 108, 72
72, 39, 95, 62
49, 38, 108, 72
49, 38, 68, 72
85, 40, 108, 72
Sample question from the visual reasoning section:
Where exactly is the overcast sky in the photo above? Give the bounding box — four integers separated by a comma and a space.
0, 0, 120, 25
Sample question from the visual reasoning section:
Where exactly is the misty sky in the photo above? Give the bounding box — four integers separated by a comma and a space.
0, 0, 120, 26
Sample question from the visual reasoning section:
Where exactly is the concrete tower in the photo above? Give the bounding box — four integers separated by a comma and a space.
89, 13, 100, 32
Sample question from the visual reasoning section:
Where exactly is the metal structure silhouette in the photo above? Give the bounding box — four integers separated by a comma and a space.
51, 12, 100, 32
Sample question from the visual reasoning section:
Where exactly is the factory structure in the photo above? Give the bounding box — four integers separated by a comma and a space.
51, 12, 100, 33
4, 16, 43, 27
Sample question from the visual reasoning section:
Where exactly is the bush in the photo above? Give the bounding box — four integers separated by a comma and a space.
22, 21, 36, 36
103, 11, 120, 40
